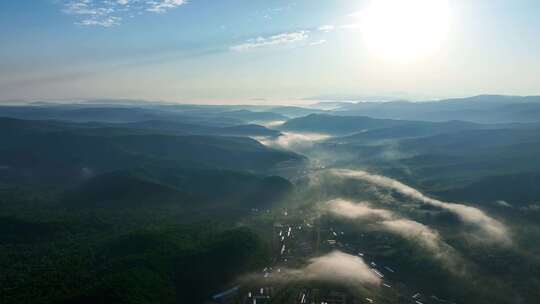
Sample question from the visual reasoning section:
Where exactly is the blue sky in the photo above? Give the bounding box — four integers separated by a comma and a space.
1, 0, 540, 104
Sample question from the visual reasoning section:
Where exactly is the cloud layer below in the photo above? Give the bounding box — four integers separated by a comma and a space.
292, 251, 381, 285
255, 132, 331, 151
230, 31, 309, 52
328, 169, 511, 244
322, 199, 464, 272
256, 250, 381, 287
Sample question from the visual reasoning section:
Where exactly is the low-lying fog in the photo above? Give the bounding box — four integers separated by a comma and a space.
250, 129, 514, 288
254, 132, 331, 152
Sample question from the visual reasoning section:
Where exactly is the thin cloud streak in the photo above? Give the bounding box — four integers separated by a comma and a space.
230, 31, 309, 52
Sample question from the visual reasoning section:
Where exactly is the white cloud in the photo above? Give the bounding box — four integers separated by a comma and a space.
78, 16, 122, 27
495, 200, 512, 207
271, 251, 381, 286
380, 219, 442, 253
63, 0, 114, 16
62, 0, 187, 26
146, 0, 186, 13
297, 251, 381, 285
322, 199, 465, 273
255, 132, 330, 151
262, 120, 286, 128
310, 39, 327, 46
329, 169, 511, 245
230, 31, 309, 52
324, 199, 393, 220
318, 25, 335, 32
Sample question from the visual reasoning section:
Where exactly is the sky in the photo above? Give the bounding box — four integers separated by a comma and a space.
1, 0, 540, 104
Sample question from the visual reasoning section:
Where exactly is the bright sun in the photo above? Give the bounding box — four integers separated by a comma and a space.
359, 0, 451, 61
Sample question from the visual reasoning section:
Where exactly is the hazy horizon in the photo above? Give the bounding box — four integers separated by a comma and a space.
3, 93, 540, 107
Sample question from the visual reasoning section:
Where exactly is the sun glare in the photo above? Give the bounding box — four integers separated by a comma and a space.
359, 0, 451, 61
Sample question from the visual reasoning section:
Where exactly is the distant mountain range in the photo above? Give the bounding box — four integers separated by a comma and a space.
327, 95, 540, 123
4, 94, 539, 124
0, 117, 304, 187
